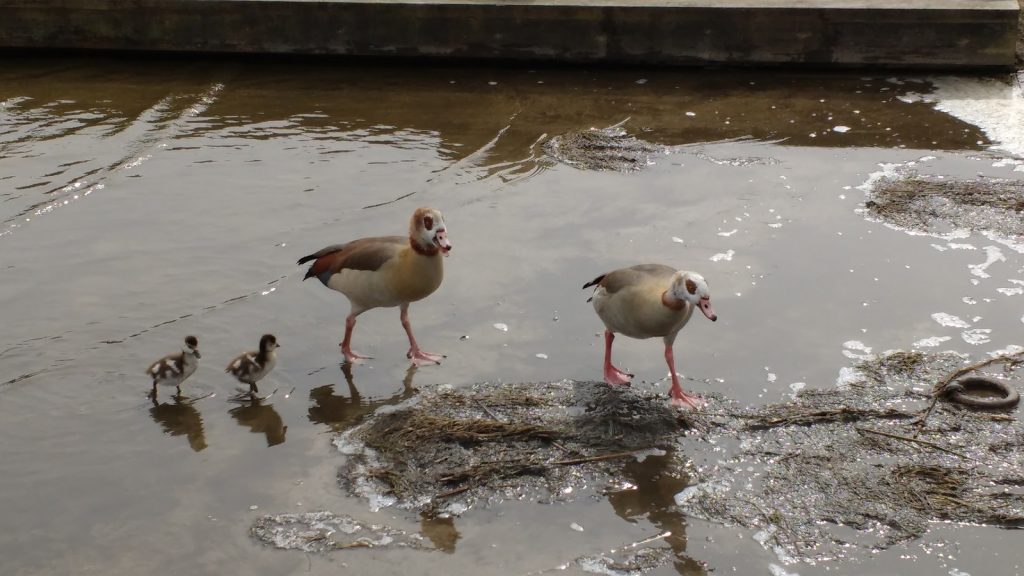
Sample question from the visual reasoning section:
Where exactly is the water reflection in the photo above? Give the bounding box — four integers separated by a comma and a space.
228, 397, 288, 447
307, 363, 418, 432
420, 513, 460, 553
606, 452, 706, 575
148, 395, 208, 452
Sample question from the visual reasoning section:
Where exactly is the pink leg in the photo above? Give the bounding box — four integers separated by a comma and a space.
665, 344, 703, 409
602, 331, 633, 386
401, 304, 444, 366
340, 314, 372, 363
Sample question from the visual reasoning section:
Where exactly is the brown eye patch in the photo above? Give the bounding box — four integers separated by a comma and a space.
424, 216, 434, 231
685, 279, 698, 295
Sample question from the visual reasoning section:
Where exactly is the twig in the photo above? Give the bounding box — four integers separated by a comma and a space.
549, 450, 640, 466
475, 399, 501, 421
332, 540, 372, 550
912, 351, 1023, 437
855, 426, 978, 462
473, 398, 574, 454
435, 485, 473, 499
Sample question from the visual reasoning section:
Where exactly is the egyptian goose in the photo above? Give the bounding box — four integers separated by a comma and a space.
226, 334, 279, 395
297, 207, 452, 366
583, 265, 717, 409
146, 335, 201, 399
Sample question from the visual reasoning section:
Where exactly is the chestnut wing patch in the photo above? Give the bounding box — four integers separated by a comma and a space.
299, 237, 405, 286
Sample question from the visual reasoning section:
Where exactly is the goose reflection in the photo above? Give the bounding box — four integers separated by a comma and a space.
420, 513, 460, 553
606, 451, 707, 575
307, 363, 418, 432
228, 397, 288, 447
149, 395, 208, 452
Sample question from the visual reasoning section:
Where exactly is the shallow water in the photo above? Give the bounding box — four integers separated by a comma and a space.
1, 55, 1022, 576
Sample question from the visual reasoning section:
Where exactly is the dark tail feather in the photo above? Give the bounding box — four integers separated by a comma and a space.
583, 273, 605, 302
297, 243, 348, 281
582, 274, 605, 290
297, 254, 318, 281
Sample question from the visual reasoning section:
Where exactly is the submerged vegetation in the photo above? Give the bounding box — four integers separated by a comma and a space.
543, 126, 666, 172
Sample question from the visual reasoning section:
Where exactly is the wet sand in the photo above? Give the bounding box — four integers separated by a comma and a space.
1, 56, 1022, 576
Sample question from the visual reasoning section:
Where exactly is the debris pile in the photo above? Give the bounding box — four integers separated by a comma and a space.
543, 126, 666, 172
679, 350, 1024, 563
865, 173, 1024, 238
337, 380, 691, 516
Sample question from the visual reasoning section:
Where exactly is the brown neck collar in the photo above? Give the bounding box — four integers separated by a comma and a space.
661, 291, 685, 310
410, 236, 439, 256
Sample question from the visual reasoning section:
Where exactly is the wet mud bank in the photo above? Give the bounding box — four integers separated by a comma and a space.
255, 350, 1023, 571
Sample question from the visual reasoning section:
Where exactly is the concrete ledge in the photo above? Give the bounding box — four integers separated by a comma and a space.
0, 0, 1018, 68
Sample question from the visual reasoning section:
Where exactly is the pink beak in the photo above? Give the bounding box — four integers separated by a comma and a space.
699, 298, 717, 321
435, 229, 452, 256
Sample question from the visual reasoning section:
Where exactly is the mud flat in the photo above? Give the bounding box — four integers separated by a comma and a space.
0, 0, 1018, 68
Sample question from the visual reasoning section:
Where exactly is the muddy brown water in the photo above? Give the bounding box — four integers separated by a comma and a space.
1, 55, 1022, 576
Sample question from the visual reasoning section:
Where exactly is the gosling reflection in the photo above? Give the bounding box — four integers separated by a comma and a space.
606, 452, 707, 575
149, 395, 208, 452
228, 397, 288, 447
420, 513, 460, 553
308, 363, 418, 432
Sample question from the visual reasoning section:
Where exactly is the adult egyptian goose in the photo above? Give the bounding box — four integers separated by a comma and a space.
226, 334, 279, 395
583, 265, 717, 409
146, 335, 201, 399
297, 207, 452, 366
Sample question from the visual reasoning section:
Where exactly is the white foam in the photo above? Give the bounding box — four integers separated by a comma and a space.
931, 313, 971, 328
842, 340, 873, 359
710, 250, 735, 262
913, 336, 951, 348
968, 246, 1006, 278
770, 564, 801, 576
789, 382, 806, 400
835, 366, 865, 389
674, 480, 729, 507
961, 328, 992, 346
982, 230, 1024, 254
832, 125, 850, 133
990, 344, 1024, 357
856, 162, 905, 192
924, 73, 1024, 157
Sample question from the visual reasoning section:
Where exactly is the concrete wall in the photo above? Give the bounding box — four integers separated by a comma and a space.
0, 0, 1018, 68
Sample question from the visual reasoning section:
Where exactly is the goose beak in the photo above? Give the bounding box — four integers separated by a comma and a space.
435, 228, 452, 256
193, 349, 202, 359
699, 298, 717, 322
